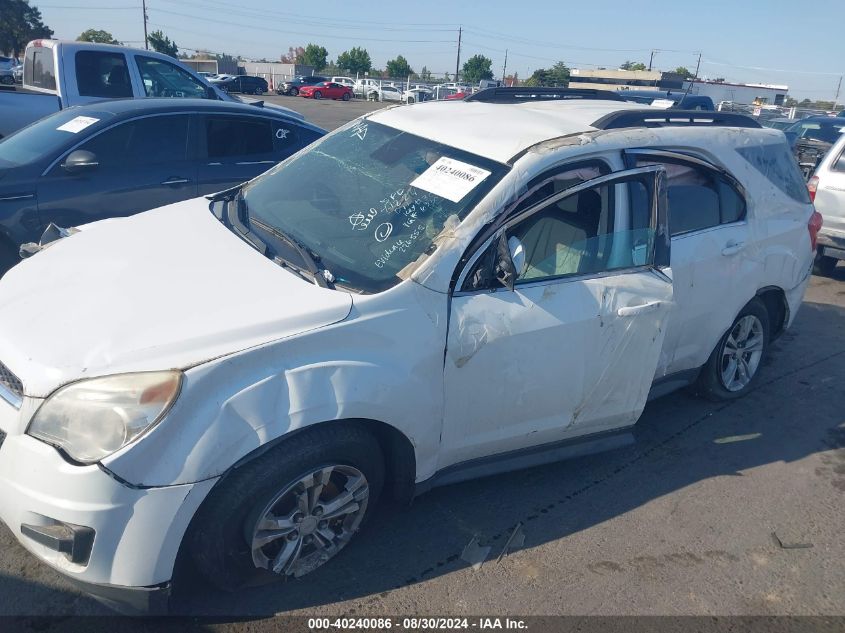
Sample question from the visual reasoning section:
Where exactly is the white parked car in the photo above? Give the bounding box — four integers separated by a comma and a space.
330, 76, 355, 88
0, 91, 817, 612
367, 84, 402, 102
808, 131, 845, 275
403, 87, 433, 103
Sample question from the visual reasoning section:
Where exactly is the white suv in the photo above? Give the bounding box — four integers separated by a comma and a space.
0, 90, 818, 612
809, 130, 845, 275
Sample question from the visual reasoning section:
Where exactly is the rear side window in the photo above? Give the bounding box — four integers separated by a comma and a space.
634, 158, 746, 236
736, 143, 811, 203
25, 46, 56, 90
135, 56, 208, 99
75, 51, 131, 98
205, 116, 273, 159
76, 115, 190, 167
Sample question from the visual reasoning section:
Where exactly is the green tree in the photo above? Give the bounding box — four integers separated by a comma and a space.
524, 62, 569, 87
461, 54, 493, 83
672, 66, 692, 78
147, 30, 178, 58
386, 55, 413, 78
76, 29, 120, 44
419, 65, 432, 81
336, 46, 371, 74
620, 60, 647, 71
0, 0, 53, 57
300, 43, 328, 71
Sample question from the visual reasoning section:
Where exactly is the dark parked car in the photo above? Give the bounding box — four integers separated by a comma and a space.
783, 116, 845, 179
0, 98, 324, 273
619, 89, 715, 111
761, 117, 796, 131
215, 75, 269, 95
276, 75, 327, 96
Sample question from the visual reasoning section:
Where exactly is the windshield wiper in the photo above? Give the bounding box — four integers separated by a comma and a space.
220, 189, 269, 256
249, 216, 334, 289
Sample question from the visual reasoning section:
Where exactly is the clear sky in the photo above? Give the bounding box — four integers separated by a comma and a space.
33, 0, 844, 101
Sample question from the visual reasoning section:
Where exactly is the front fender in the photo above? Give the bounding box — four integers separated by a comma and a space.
102, 282, 449, 487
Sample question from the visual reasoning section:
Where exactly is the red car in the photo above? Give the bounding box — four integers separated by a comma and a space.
298, 81, 353, 101
445, 90, 471, 100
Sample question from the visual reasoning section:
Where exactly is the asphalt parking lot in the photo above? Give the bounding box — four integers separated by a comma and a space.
263, 93, 386, 130
0, 99, 843, 622
2, 267, 843, 618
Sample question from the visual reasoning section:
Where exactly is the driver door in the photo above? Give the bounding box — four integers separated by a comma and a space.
440, 166, 673, 469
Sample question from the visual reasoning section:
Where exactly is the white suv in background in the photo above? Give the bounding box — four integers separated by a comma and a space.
0, 89, 817, 613
809, 131, 845, 275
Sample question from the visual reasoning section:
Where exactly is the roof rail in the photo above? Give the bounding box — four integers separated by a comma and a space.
592, 109, 762, 130
465, 87, 625, 103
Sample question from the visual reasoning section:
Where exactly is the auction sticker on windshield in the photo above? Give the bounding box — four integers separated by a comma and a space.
411, 156, 491, 203
56, 116, 100, 133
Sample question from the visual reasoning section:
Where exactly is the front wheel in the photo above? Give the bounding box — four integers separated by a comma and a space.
314, 90, 322, 100
289, 87, 299, 96
693, 299, 770, 401
186, 423, 384, 591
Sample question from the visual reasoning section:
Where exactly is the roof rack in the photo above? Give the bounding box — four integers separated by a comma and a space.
592, 109, 762, 130
465, 87, 625, 103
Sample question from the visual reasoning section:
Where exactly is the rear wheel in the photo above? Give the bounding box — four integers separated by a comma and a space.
255, 87, 265, 95
814, 250, 838, 276
314, 90, 322, 100
342, 92, 351, 101
693, 299, 770, 401
186, 423, 384, 591
407, 96, 415, 104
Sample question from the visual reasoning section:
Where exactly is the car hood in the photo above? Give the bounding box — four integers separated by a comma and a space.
0, 198, 353, 398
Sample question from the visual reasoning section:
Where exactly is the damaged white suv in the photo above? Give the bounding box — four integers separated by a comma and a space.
0, 88, 818, 612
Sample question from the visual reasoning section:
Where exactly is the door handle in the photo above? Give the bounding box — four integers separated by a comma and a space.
617, 301, 663, 317
721, 240, 745, 256
161, 177, 190, 185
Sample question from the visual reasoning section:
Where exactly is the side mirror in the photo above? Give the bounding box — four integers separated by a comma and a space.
62, 150, 98, 175
494, 233, 526, 291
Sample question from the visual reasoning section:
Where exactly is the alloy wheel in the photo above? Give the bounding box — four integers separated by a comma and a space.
247, 464, 370, 578
719, 315, 765, 391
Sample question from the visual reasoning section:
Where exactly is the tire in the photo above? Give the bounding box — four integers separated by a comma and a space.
693, 299, 770, 401
342, 92, 351, 101
368, 92, 378, 102
0, 76, 13, 86
314, 90, 322, 100
813, 250, 838, 276
186, 423, 384, 591
290, 87, 299, 96
255, 88, 265, 95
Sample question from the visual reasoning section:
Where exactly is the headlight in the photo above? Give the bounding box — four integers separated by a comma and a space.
28, 371, 182, 464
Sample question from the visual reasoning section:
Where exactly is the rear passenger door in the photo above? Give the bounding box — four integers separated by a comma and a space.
38, 113, 196, 227
196, 114, 313, 194
624, 149, 751, 378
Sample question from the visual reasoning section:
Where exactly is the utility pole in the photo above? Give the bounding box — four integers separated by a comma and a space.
648, 49, 656, 72
835, 75, 842, 109
681, 52, 702, 100
142, 0, 149, 49
502, 49, 508, 83
455, 26, 462, 82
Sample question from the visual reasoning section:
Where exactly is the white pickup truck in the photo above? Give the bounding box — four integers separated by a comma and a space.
0, 39, 302, 139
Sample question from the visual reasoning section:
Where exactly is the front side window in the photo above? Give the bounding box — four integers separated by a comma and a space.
509, 180, 652, 282
74, 115, 190, 167
75, 51, 131, 98
135, 56, 208, 99
241, 120, 507, 292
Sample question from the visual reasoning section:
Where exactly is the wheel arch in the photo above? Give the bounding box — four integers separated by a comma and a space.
755, 285, 788, 340
227, 417, 417, 504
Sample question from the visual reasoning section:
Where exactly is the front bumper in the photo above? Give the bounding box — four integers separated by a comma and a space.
0, 401, 216, 611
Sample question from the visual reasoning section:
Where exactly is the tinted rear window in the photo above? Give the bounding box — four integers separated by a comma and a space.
205, 116, 274, 158
25, 46, 56, 90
